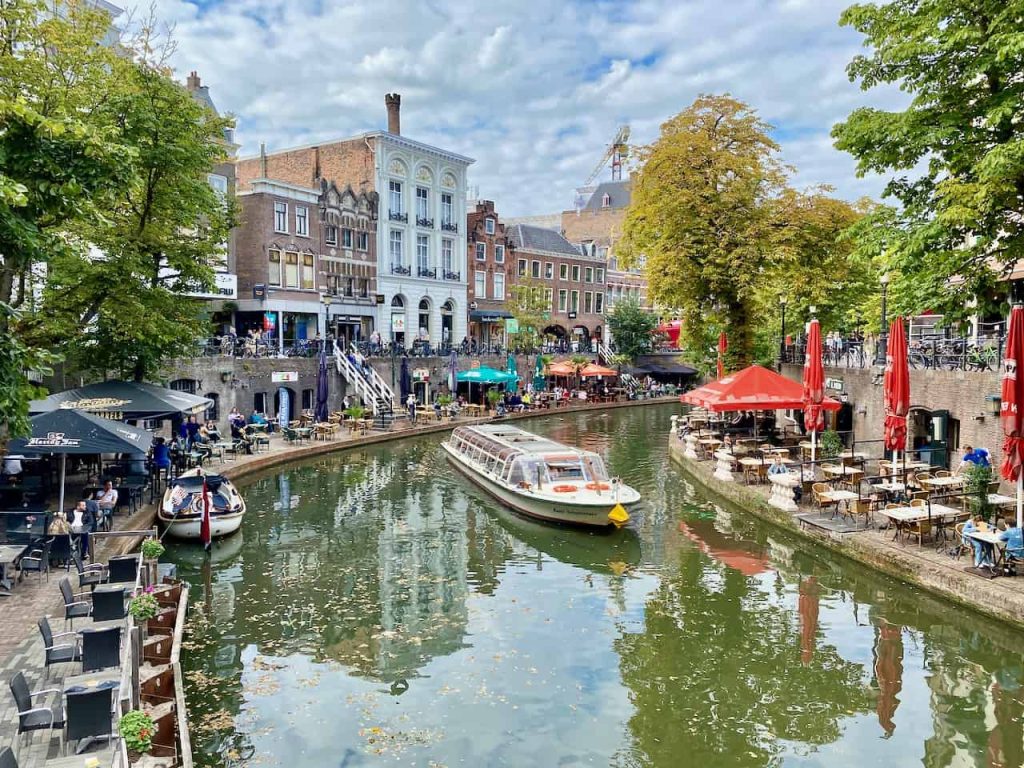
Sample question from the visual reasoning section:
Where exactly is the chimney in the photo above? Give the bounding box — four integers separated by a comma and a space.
260, 142, 267, 178
186, 71, 201, 91
385, 93, 401, 135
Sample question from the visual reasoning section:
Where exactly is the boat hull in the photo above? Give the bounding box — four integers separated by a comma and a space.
156, 511, 245, 539
159, 469, 247, 540
441, 441, 633, 528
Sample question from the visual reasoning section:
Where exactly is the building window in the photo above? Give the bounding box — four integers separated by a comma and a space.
475, 243, 486, 261
390, 230, 404, 265
389, 180, 403, 215
493, 272, 505, 300
268, 249, 281, 286
442, 239, 453, 273
531, 260, 541, 278
325, 226, 338, 246
417, 235, 429, 273
296, 206, 309, 237
340, 228, 352, 249
595, 292, 604, 313
285, 251, 299, 288
416, 187, 429, 221
274, 201, 288, 233
570, 290, 579, 313
208, 174, 228, 198
441, 192, 453, 224
545, 288, 553, 306
495, 244, 505, 263
558, 289, 568, 312
596, 268, 605, 283
584, 291, 593, 314
357, 231, 369, 251
301, 389, 314, 410
518, 259, 527, 277
474, 270, 486, 299
253, 392, 267, 414
302, 254, 315, 289
485, 218, 495, 235
545, 262, 553, 279
572, 265, 581, 282
584, 267, 593, 283
559, 264, 568, 280
602, 193, 611, 208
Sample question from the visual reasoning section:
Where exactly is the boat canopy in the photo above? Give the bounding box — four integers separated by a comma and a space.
172, 474, 228, 492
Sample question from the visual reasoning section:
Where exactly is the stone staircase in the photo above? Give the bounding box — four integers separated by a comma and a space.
333, 341, 396, 427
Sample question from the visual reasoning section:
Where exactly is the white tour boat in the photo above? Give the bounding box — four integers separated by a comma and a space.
441, 425, 640, 528
158, 469, 246, 539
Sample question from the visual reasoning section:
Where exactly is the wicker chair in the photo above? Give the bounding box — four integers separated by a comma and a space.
812, 483, 837, 516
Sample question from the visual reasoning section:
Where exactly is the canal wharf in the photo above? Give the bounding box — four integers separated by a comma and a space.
667, 431, 1024, 629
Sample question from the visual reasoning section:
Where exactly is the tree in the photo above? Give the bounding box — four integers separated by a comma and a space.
832, 0, 1024, 323
507, 278, 550, 352
620, 95, 789, 368
26, 56, 235, 381
606, 296, 658, 363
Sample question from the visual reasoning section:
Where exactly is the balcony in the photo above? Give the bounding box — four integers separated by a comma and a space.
417, 267, 437, 278
444, 270, 461, 281
389, 210, 408, 223
441, 221, 458, 233
416, 216, 434, 228
391, 264, 411, 276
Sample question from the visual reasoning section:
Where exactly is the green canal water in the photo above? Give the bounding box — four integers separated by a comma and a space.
169, 405, 1024, 767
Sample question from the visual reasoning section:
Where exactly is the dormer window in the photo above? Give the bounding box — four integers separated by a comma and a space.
602, 193, 611, 208
485, 218, 495, 235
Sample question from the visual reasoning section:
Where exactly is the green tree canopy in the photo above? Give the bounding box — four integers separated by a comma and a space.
832, 0, 1024, 323
606, 296, 658, 363
507, 278, 550, 352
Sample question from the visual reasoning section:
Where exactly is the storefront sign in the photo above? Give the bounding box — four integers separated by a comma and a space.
413, 368, 430, 382
825, 377, 844, 391
505, 318, 519, 334
263, 312, 277, 332
376, 294, 386, 304
391, 314, 406, 333
272, 371, 299, 383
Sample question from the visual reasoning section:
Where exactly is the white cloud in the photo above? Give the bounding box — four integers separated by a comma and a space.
119, 0, 904, 216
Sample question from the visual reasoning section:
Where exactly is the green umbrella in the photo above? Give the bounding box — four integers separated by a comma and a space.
533, 355, 546, 392
507, 353, 517, 379
457, 367, 517, 384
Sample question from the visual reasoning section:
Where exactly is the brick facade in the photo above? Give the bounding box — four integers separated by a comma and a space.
466, 201, 511, 345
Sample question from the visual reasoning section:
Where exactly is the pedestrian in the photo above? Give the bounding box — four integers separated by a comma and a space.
406, 392, 417, 424
955, 445, 991, 474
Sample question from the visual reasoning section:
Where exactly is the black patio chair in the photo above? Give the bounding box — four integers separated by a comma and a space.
0, 746, 18, 768
49, 534, 74, 570
71, 552, 107, 591
19, 538, 50, 583
38, 617, 81, 679
80, 625, 121, 673
8, 671, 64, 754
64, 684, 115, 755
106, 555, 139, 584
90, 587, 127, 622
59, 577, 92, 627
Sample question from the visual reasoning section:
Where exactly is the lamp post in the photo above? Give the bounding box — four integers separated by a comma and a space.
320, 294, 332, 352
778, 297, 788, 370
875, 273, 890, 366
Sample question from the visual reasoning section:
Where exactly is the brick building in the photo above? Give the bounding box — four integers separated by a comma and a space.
466, 200, 512, 347
506, 224, 607, 350
236, 95, 473, 348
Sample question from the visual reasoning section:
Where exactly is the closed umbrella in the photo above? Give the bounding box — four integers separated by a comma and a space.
717, 331, 728, 380
507, 353, 517, 379
447, 349, 458, 394
533, 355, 546, 392
399, 357, 412, 402
883, 318, 909, 472
1000, 303, 1024, 529
803, 319, 826, 463
314, 340, 330, 422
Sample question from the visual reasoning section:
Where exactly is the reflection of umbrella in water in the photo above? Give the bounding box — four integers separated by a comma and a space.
872, 620, 904, 737
798, 576, 820, 665
677, 519, 771, 577
9, 409, 153, 513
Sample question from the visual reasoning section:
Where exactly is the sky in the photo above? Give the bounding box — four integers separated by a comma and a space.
118, 0, 905, 217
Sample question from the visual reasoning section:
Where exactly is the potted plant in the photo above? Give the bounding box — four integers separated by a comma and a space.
964, 462, 994, 521
486, 388, 503, 413
129, 589, 160, 623
820, 430, 843, 460
344, 405, 367, 421
119, 709, 155, 758
140, 537, 165, 587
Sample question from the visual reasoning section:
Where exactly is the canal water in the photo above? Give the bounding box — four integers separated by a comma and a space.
169, 404, 1024, 767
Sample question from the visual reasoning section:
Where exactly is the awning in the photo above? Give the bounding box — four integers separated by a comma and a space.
470, 310, 514, 322
456, 367, 518, 384
30, 380, 213, 419
681, 364, 842, 413
9, 409, 154, 456
579, 363, 618, 377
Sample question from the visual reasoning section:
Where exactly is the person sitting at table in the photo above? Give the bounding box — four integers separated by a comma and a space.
69, 500, 96, 559
767, 455, 788, 476
205, 420, 222, 442
250, 410, 275, 433
998, 518, 1023, 564
955, 445, 991, 475
94, 480, 118, 518
48, 510, 71, 535
231, 422, 253, 454
2, 454, 23, 480
963, 514, 994, 569
151, 437, 171, 475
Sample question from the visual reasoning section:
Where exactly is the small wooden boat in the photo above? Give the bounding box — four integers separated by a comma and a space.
158, 468, 246, 539
441, 425, 640, 528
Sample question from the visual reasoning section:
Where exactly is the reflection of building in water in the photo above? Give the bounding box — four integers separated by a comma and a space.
871, 618, 903, 736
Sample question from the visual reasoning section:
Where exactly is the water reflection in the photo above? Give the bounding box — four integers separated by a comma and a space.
172, 405, 1024, 767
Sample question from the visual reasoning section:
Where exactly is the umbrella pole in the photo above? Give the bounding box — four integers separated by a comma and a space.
811, 430, 817, 465
1017, 473, 1022, 530
58, 454, 67, 514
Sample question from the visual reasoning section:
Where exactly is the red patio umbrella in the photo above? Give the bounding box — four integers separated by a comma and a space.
883, 317, 909, 465
803, 319, 825, 463
717, 331, 728, 380
680, 364, 842, 413
1000, 304, 1024, 529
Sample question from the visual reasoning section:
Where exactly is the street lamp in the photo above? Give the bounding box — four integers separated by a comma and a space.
777, 297, 788, 370
320, 293, 332, 349
875, 273, 890, 366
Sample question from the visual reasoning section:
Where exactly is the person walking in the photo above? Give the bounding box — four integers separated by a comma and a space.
406, 392, 417, 425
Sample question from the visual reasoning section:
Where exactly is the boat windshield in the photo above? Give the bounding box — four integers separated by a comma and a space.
544, 453, 608, 483
509, 457, 550, 487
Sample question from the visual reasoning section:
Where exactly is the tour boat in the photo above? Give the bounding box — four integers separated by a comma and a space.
441, 425, 640, 528
158, 469, 246, 539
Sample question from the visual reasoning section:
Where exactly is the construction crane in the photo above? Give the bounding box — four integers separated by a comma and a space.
575, 125, 630, 209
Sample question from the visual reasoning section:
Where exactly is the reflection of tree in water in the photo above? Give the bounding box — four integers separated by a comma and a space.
613, 550, 873, 767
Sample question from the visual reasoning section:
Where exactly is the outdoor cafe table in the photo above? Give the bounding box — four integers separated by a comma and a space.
0, 543, 27, 595
465, 404, 487, 416
879, 460, 932, 475
63, 667, 121, 692
878, 504, 962, 543
965, 529, 1008, 567
819, 490, 861, 519
925, 475, 965, 490
839, 451, 869, 466
822, 465, 865, 483
43, 747, 115, 767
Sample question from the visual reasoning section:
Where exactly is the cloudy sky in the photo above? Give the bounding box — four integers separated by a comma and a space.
120, 0, 903, 217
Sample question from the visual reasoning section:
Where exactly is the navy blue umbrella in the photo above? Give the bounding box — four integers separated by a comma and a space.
314, 340, 330, 422
400, 356, 412, 401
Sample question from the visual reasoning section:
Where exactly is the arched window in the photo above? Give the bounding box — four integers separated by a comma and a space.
170, 378, 198, 395
418, 298, 431, 339
391, 295, 405, 308
204, 393, 220, 422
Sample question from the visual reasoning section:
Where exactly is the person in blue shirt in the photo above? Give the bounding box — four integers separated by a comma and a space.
963, 515, 994, 568
151, 438, 171, 473
184, 416, 201, 449
998, 519, 1023, 563
956, 445, 991, 474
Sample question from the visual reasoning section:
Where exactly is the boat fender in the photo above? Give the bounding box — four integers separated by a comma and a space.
553, 484, 578, 493
585, 482, 611, 491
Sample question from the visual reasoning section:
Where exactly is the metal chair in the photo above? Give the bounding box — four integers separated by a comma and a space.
8, 671, 64, 754
59, 577, 92, 627
64, 684, 115, 755
80, 626, 122, 673
90, 587, 127, 622
106, 555, 139, 585
71, 552, 107, 591
0, 746, 18, 768
19, 539, 51, 583
38, 617, 81, 679
49, 534, 74, 570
